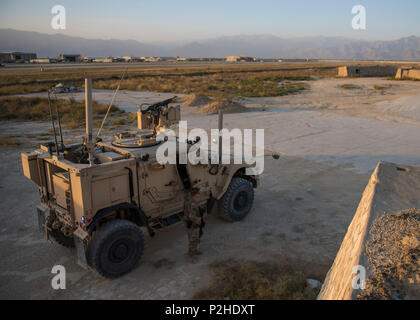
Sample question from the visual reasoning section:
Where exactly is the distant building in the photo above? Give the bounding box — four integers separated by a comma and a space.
30, 58, 53, 64
59, 54, 82, 63
395, 67, 420, 80
122, 56, 144, 62
0, 52, 37, 63
226, 56, 256, 62
338, 65, 398, 77
176, 57, 187, 61
93, 57, 113, 63
187, 57, 224, 62
82, 56, 94, 63
122, 56, 134, 62
144, 57, 162, 62
226, 56, 241, 62
280, 58, 316, 62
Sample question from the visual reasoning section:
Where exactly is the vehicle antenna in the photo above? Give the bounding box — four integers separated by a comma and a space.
53, 92, 64, 151
47, 90, 60, 156
96, 67, 128, 138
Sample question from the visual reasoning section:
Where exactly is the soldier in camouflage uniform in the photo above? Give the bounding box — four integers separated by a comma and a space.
184, 187, 205, 261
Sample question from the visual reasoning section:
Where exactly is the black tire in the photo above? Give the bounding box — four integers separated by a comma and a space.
218, 177, 254, 222
86, 220, 145, 278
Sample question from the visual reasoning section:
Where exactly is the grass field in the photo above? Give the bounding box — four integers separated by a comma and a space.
338, 83, 364, 90
0, 96, 122, 128
0, 63, 338, 97
0, 136, 22, 146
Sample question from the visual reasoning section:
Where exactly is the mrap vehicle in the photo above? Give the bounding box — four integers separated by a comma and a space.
21, 79, 258, 278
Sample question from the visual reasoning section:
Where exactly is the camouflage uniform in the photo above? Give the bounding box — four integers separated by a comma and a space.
184, 190, 204, 256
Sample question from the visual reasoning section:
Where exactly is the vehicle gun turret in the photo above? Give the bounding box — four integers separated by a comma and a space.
137, 96, 180, 133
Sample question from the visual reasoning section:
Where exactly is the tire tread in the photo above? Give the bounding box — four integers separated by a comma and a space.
218, 177, 254, 222
87, 219, 145, 278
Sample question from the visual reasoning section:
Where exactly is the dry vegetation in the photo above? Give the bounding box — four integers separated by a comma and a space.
338, 84, 364, 90
373, 84, 392, 90
94, 73, 311, 99
0, 83, 52, 96
0, 64, 336, 97
0, 96, 122, 128
193, 260, 318, 300
0, 64, 333, 130
0, 136, 22, 146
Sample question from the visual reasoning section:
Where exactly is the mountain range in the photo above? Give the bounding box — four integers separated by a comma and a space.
1, 29, 420, 60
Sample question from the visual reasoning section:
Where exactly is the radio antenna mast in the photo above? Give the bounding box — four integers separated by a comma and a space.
47, 90, 60, 156
96, 67, 128, 138
53, 92, 64, 151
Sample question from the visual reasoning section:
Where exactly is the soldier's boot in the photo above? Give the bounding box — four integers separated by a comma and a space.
188, 246, 202, 263
188, 244, 202, 263
187, 224, 202, 263
188, 248, 202, 256
188, 253, 198, 264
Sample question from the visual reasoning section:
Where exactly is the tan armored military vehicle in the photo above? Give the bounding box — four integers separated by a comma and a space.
21, 79, 258, 278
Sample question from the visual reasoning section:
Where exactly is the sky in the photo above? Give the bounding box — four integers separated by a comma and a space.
0, 0, 419, 42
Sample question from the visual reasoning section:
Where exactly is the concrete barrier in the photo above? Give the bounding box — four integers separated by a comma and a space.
318, 162, 420, 299
338, 66, 398, 77
395, 68, 420, 80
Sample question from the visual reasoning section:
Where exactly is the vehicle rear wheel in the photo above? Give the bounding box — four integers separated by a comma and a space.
87, 220, 145, 278
218, 177, 254, 222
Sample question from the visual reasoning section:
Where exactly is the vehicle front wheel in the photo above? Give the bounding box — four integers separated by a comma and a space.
218, 177, 254, 222
87, 220, 145, 278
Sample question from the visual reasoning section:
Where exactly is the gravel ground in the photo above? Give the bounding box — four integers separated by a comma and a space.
359, 209, 420, 300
